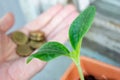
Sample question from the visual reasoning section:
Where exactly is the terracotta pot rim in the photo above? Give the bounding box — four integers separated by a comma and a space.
61, 56, 120, 80
80, 56, 120, 70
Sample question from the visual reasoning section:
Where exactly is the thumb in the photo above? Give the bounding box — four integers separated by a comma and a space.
0, 13, 15, 61
0, 13, 14, 33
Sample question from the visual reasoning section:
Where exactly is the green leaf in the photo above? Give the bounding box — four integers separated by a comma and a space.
27, 42, 70, 63
69, 6, 96, 50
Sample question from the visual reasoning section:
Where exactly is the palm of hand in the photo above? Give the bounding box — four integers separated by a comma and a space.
0, 5, 78, 80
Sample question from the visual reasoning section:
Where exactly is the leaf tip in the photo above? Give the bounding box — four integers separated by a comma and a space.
26, 56, 33, 64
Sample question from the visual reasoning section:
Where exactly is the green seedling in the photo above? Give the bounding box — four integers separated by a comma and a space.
27, 6, 96, 80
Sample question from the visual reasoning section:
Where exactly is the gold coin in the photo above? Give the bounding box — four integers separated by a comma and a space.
29, 40, 46, 49
30, 31, 45, 41
11, 31, 28, 45
16, 45, 33, 57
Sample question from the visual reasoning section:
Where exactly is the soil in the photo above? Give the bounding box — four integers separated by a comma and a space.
79, 75, 97, 80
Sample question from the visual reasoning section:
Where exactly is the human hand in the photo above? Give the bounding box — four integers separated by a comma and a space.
0, 4, 78, 80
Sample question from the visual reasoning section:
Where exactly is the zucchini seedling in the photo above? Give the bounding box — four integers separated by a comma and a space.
27, 6, 96, 80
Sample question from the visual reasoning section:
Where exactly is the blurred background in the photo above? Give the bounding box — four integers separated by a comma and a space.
0, 0, 120, 80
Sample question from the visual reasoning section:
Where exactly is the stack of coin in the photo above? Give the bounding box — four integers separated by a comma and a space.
11, 30, 46, 57
29, 31, 46, 50
30, 31, 45, 41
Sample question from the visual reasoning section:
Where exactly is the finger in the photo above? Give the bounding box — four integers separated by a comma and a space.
0, 13, 14, 32
42, 4, 76, 36
20, 4, 63, 35
0, 13, 15, 61
48, 11, 79, 41
50, 27, 69, 43
8, 58, 46, 80
0, 33, 17, 62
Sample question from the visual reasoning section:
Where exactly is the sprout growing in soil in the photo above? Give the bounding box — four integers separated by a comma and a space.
27, 6, 96, 80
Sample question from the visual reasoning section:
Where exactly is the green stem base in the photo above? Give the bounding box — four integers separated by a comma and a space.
76, 62, 84, 80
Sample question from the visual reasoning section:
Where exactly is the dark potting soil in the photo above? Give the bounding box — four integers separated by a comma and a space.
79, 75, 97, 80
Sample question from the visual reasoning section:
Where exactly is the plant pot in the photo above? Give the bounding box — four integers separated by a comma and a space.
61, 56, 120, 80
